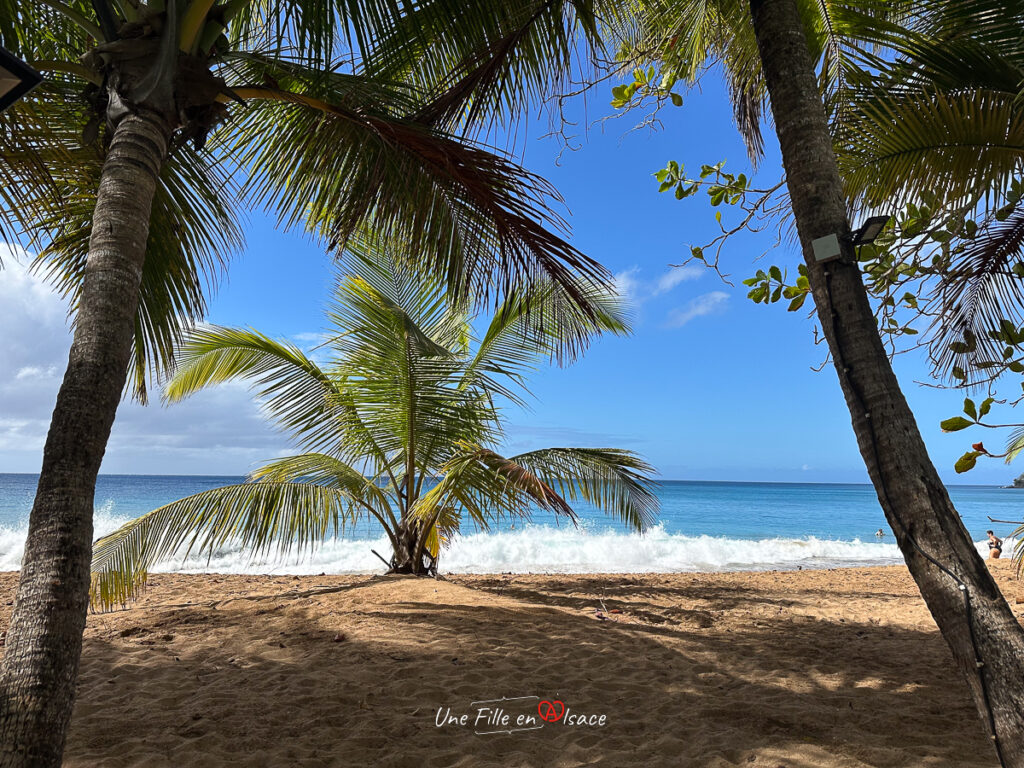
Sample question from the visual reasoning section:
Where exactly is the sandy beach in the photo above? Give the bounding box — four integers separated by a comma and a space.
2, 563, 1022, 767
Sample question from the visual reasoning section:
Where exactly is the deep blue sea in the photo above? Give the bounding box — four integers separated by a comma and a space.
1, 474, 1020, 573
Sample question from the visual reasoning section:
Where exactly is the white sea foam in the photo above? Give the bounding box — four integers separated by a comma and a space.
0, 500, 132, 571
0, 513, 1007, 575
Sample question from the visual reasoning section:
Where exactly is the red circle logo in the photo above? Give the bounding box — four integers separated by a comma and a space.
538, 700, 565, 722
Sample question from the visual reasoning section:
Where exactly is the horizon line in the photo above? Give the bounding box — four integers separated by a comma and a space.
0, 472, 1012, 488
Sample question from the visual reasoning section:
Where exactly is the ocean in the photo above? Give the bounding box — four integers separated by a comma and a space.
0, 474, 1020, 574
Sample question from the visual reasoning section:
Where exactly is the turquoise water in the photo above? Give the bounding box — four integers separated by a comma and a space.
1, 474, 1020, 573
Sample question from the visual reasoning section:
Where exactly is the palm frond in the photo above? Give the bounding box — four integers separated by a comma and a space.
250, 453, 390, 508
216, 54, 617, 360
36, 150, 242, 401
508, 446, 659, 532
419, 445, 577, 531
930, 204, 1024, 376
250, 452, 400, 535
461, 276, 627, 406
363, 0, 608, 132
0, 74, 90, 245
164, 326, 347, 452
841, 88, 1024, 209
90, 481, 358, 610
1004, 424, 1024, 465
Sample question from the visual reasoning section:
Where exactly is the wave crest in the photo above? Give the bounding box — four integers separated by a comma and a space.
0, 515, 1006, 574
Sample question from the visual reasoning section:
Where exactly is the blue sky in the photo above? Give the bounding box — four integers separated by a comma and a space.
0, 74, 1013, 485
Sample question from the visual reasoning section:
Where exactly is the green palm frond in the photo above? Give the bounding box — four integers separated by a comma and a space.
508, 446, 659, 532
0, 0, 99, 63
840, 0, 1024, 209
0, 75, 89, 245
90, 481, 359, 610
363, 0, 608, 131
841, 88, 1024, 208
420, 445, 577, 530
250, 453, 389, 505
929, 205, 1024, 375
164, 326, 348, 453
35, 150, 242, 401
250, 452, 399, 532
216, 55, 617, 359
906, 0, 1024, 59
460, 276, 627, 406
327, 272, 496, 465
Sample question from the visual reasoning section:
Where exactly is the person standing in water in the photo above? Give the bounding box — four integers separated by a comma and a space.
987, 530, 1003, 559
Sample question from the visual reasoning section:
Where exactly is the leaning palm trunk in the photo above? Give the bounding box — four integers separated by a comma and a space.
749, 0, 1024, 763
0, 111, 169, 766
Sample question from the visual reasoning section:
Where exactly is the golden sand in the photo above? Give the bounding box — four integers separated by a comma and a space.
3, 563, 1022, 767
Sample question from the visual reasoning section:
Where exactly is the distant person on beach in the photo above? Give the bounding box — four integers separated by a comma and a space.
875, 529, 885, 539
987, 530, 1003, 559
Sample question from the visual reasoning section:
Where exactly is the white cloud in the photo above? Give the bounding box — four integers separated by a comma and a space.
666, 291, 730, 327
615, 265, 704, 306
0, 246, 288, 474
613, 267, 642, 302
291, 331, 328, 345
652, 265, 703, 296
15, 366, 57, 381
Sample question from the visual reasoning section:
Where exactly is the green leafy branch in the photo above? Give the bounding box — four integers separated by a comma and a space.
610, 66, 683, 110
939, 396, 1023, 472
742, 264, 810, 312
652, 159, 787, 280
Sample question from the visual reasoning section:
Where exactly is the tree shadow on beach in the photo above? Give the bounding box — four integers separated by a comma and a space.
450, 573, 922, 614
49, 575, 998, 768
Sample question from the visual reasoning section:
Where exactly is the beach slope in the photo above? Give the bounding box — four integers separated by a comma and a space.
2, 564, 1021, 767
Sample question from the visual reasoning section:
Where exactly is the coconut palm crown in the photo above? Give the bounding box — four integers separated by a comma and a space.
90, 245, 658, 608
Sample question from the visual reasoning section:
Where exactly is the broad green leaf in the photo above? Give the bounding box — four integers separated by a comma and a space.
940, 417, 974, 432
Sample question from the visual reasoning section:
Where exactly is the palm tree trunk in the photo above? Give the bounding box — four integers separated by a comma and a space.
748, 0, 1024, 763
390, 519, 434, 575
0, 109, 169, 768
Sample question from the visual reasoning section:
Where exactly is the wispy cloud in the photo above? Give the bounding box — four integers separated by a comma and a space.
615, 265, 704, 305
666, 291, 730, 327
291, 332, 327, 345
613, 267, 643, 302
652, 265, 704, 296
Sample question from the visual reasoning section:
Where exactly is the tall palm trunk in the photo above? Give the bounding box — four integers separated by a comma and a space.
748, 0, 1024, 763
0, 109, 169, 768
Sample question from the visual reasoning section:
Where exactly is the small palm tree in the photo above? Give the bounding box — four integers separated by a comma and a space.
90, 246, 658, 608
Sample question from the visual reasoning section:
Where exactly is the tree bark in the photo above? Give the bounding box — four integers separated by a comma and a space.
389, 518, 436, 575
748, 0, 1024, 764
0, 109, 169, 768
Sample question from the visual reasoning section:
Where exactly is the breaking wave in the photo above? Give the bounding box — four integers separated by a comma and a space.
0, 504, 1002, 574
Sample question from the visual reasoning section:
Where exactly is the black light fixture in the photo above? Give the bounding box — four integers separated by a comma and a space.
849, 215, 891, 246
0, 47, 42, 114
811, 214, 893, 263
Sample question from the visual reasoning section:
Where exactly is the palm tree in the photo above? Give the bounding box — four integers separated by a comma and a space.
745, 0, 1024, 762
88, 246, 658, 607
0, 2, 622, 763
519, 1, 1024, 759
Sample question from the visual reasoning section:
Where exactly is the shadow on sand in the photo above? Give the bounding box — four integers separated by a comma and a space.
36, 572, 998, 768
